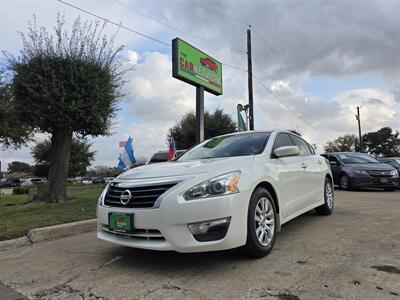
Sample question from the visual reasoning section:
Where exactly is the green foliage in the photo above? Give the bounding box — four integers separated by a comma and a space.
169, 109, 237, 149
7, 161, 32, 173
31, 137, 95, 177
3, 15, 125, 202
86, 165, 121, 177
12, 187, 26, 195
0, 71, 32, 148
324, 134, 358, 152
5, 15, 124, 136
363, 127, 400, 156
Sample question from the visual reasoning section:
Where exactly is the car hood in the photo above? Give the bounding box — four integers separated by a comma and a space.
349, 163, 395, 171
117, 156, 255, 180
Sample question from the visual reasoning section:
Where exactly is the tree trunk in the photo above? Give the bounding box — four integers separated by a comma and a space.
48, 128, 72, 203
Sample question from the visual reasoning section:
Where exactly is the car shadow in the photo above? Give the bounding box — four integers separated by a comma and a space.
100, 211, 321, 273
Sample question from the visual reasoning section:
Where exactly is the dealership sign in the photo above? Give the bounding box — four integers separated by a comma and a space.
172, 38, 223, 95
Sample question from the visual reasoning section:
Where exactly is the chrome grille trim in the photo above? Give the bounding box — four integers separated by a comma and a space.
103, 182, 178, 208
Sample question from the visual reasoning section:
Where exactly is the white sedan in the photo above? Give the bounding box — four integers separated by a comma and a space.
97, 130, 334, 257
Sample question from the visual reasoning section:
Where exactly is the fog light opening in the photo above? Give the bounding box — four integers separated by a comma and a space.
188, 217, 231, 242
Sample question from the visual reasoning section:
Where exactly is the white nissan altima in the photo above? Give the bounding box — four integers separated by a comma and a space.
97, 130, 334, 257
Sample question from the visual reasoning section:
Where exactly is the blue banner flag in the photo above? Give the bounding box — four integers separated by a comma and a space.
117, 137, 136, 171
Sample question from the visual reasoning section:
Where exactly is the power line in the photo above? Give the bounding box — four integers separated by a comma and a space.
57, 0, 247, 73
113, 0, 246, 55
252, 74, 335, 139
252, 28, 337, 107
57, 0, 171, 47
184, 0, 251, 27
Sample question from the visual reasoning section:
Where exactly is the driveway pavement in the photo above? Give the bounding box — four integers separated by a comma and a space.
0, 190, 399, 300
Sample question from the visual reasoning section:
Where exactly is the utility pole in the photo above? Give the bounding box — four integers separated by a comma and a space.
247, 26, 254, 130
356, 106, 362, 152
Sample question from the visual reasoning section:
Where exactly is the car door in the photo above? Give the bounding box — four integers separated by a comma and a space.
269, 133, 305, 220
289, 134, 322, 207
328, 155, 342, 184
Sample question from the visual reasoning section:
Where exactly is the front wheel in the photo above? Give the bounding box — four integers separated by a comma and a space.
243, 188, 277, 258
315, 177, 334, 215
339, 174, 351, 190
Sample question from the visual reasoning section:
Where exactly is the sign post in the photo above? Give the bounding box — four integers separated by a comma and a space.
196, 86, 205, 143
172, 38, 222, 144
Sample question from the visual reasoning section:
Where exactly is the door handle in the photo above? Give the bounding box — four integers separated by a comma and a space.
301, 163, 308, 169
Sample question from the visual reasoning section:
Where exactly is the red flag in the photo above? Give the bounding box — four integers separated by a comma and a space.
119, 141, 126, 148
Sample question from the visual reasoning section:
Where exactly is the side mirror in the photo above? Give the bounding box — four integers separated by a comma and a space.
329, 161, 338, 166
274, 146, 300, 158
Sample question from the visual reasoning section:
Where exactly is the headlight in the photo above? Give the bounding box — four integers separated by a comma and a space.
390, 169, 399, 177
353, 169, 369, 175
184, 171, 240, 200
98, 183, 110, 206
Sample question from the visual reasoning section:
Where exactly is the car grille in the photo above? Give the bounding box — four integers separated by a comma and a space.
104, 183, 177, 208
367, 170, 393, 177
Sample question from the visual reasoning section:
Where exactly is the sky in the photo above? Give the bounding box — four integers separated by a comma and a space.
0, 0, 399, 171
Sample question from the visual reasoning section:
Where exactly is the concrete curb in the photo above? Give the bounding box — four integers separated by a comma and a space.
0, 219, 97, 251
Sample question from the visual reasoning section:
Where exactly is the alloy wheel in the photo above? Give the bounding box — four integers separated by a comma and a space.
326, 181, 334, 209
254, 197, 275, 247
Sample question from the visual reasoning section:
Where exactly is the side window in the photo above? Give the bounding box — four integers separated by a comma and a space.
307, 143, 316, 155
329, 156, 339, 163
272, 133, 294, 152
290, 135, 312, 156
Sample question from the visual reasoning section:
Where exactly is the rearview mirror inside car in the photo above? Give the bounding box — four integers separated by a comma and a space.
274, 146, 300, 158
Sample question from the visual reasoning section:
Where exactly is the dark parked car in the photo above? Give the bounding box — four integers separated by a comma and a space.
147, 150, 186, 164
378, 157, 400, 172
0, 178, 21, 187
321, 152, 399, 191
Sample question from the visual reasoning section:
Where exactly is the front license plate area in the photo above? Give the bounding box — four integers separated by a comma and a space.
108, 212, 134, 233
379, 178, 388, 183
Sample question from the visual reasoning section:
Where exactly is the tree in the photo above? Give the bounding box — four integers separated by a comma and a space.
86, 165, 121, 177
31, 137, 95, 178
7, 161, 32, 173
0, 71, 32, 148
4, 15, 124, 202
363, 127, 400, 157
324, 134, 358, 152
169, 109, 237, 149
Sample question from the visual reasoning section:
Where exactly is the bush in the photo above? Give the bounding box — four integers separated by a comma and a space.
13, 187, 26, 194
12, 186, 35, 195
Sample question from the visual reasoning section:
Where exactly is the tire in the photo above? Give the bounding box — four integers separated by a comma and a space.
384, 188, 396, 192
339, 174, 351, 190
243, 188, 277, 258
315, 177, 334, 215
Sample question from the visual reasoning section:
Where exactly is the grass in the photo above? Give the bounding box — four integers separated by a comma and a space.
0, 184, 104, 241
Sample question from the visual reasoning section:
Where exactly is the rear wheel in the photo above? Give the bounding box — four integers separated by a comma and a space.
315, 177, 334, 215
339, 174, 351, 190
243, 188, 277, 258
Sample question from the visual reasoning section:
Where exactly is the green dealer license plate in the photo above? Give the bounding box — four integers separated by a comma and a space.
379, 178, 388, 183
108, 212, 134, 233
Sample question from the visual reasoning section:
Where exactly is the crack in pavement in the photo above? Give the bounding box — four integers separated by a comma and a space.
33, 284, 107, 300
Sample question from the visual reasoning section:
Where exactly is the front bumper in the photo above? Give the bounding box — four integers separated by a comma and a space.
349, 176, 399, 189
97, 192, 248, 253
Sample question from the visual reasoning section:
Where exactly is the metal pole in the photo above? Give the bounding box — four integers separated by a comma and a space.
196, 86, 205, 144
247, 27, 254, 130
356, 106, 362, 152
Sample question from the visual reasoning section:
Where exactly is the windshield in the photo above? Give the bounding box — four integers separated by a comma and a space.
178, 132, 271, 161
337, 153, 379, 164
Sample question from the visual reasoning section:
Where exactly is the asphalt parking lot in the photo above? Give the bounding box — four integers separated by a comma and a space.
0, 189, 399, 300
